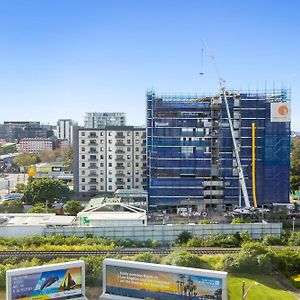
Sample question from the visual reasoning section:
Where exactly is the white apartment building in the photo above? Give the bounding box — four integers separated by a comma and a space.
73, 126, 146, 198
84, 112, 126, 128
56, 119, 77, 144
18, 138, 54, 154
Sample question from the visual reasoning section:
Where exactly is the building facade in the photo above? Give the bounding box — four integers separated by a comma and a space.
56, 119, 77, 144
147, 89, 291, 211
73, 126, 147, 198
18, 138, 54, 154
84, 112, 126, 128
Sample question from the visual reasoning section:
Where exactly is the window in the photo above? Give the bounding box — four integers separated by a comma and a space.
81, 178, 85, 183
109, 163, 112, 167
108, 139, 112, 144
100, 140, 104, 144
82, 170, 85, 175
82, 186, 86, 190
100, 163, 104, 167
127, 186, 131, 189
127, 155, 131, 159
135, 147, 139, 152
127, 147, 130, 151
81, 163, 85, 167
135, 140, 139, 144
100, 132, 104, 136
109, 132, 112, 136
127, 163, 131, 167
100, 178, 104, 182
127, 140, 131, 144
135, 155, 139, 159
100, 170, 104, 175
127, 178, 131, 182
100, 147, 104, 151
82, 147, 85, 152
127, 171, 131, 175
135, 178, 139, 182
100, 186, 104, 190
81, 155, 85, 159
108, 170, 112, 175
81, 140, 85, 144
135, 170, 139, 175
109, 155, 112, 159
108, 186, 112, 190
135, 132, 139, 136
109, 178, 112, 182
109, 147, 112, 152
127, 132, 131, 136
81, 132, 85, 136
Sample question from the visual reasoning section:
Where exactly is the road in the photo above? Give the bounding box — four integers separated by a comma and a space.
0, 173, 28, 198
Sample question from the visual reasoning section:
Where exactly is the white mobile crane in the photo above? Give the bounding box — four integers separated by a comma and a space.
202, 45, 251, 208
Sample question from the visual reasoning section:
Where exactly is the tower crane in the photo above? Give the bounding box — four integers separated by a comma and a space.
202, 44, 251, 208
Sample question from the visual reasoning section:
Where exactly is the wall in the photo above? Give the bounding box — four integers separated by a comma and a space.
44, 223, 281, 242
0, 226, 45, 237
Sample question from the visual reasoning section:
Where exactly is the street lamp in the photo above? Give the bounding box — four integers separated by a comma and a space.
242, 281, 259, 300
292, 217, 296, 233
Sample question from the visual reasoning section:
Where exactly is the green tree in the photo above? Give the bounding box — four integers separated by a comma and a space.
22, 178, 70, 207
0, 201, 24, 213
64, 200, 83, 216
290, 175, 300, 193
291, 137, 300, 176
14, 183, 26, 194
13, 153, 40, 167
175, 230, 193, 245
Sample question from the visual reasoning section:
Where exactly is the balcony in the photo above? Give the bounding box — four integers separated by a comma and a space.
115, 165, 125, 170
115, 181, 125, 185
116, 173, 125, 177
88, 158, 98, 162
88, 165, 98, 169
116, 157, 125, 161
88, 142, 98, 146
88, 150, 98, 154
115, 141, 125, 146
88, 173, 98, 177
88, 134, 98, 138
116, 134, 125, 139
115, 149, 125, 154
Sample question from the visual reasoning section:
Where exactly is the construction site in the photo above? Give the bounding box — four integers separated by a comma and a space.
146, 88, 291, 212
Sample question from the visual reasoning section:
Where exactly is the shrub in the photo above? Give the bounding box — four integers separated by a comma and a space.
163, 250, 207, 269
288, 232, 300, 246
130, 252, 161, 264
175, 230, 193, 245
262, 234, 284, 246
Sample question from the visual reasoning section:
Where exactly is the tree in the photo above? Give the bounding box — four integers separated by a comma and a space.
290, 175, 300, 193
22, 178, 71, 207
14, 183, 26, 194
64, 200, 83, 216
0, 201, 24, 213
291, 137, 300, 176
13, 153, 40, 167
175, 230, 193, 245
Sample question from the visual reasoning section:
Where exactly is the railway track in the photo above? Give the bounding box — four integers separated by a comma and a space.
0, 248, 240, 259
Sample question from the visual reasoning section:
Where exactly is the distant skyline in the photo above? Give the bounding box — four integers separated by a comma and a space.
0, 1, 299, 129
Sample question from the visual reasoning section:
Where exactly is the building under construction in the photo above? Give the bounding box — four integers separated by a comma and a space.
146, 89, 291, 211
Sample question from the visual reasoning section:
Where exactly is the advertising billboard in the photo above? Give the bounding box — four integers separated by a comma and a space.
270, 102, 291, 122
6, 261, 85, 300
101, 259, 227, 300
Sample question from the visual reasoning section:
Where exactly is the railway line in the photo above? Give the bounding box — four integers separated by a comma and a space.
0, 248, 240, 259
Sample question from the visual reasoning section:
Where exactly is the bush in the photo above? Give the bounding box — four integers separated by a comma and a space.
130, 252, 161, 264
290, 275, 300, 289
262, 234, 284, 246
163, 250, 207, 269
287, 232, 300, 246
175, 230, 193, 245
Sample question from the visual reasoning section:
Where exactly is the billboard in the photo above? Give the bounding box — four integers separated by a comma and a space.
101, 259, 227, 300
270, 102, 291, 122
6, 261, 85, 300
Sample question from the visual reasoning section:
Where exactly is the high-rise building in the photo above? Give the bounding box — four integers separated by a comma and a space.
73, 126, 147, 198
147, 89, 291, 212
84, 112, 126, 128
56, 119, 78, 144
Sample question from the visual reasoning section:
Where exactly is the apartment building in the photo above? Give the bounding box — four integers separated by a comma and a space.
18, 138, 54, 154
84, 112, 126, 128
147, 89, 291, 212
56, 119, 78, 144
73, 126, 147, 198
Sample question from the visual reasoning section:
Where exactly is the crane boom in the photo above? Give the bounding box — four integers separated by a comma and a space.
220, 86, 251, 208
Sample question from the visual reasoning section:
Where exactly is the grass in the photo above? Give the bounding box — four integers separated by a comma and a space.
228, 273, 298, 300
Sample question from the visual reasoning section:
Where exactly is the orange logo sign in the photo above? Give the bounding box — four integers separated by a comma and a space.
278, 105, 289, 116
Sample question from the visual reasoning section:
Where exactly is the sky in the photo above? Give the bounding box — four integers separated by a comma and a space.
0, 0, 299, 129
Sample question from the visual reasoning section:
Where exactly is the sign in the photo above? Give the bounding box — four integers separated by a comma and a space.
6, 261, 85, 300
101, 259, 227, 300
52, 167, 62, 172
270, 102, 291, 122
27, 165, 36, 177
